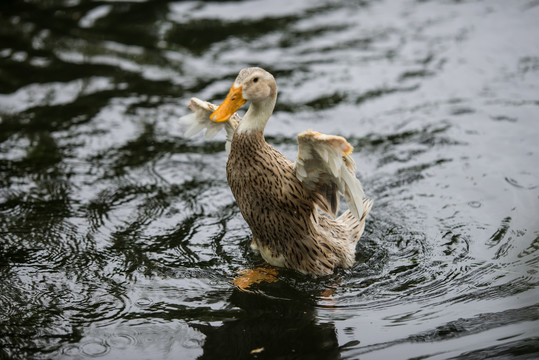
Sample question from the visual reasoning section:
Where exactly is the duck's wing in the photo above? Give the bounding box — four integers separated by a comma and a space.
294, 130, 367, 220
179, 97, 240, 154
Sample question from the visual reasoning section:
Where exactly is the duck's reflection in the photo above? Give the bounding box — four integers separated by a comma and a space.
194, 286, 339, 360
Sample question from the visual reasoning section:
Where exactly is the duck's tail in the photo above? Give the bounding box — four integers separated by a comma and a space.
338, 198, 374, 244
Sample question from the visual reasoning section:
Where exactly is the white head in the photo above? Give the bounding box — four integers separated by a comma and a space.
210, 67, 278, 133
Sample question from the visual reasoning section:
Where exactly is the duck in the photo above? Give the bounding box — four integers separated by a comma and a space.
180, 67, 373, 277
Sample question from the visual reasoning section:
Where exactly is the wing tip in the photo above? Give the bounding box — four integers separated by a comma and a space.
187, 97, 217, 113
360, 198, 374, 221
298, 130, 353, 155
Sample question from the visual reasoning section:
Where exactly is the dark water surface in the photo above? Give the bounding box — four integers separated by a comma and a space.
1, 0, 539, 359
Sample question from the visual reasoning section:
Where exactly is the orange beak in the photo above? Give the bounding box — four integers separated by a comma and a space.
210, 84, 246, 123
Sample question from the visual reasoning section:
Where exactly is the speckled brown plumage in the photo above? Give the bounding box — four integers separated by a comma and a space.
227, 129, 367, 276
180, 67, 372, 277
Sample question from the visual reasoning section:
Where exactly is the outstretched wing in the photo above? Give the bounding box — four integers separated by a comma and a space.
179, 97, 240, 153
294, 130, 367, 220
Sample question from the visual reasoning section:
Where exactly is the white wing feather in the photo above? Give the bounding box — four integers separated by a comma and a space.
179, 97, 239, 153
294, 130, 367, 220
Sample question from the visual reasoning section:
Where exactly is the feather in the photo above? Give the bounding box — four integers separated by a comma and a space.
179, 113, 196, 126
317, 147, 329, 163
185, 122, 206, 138
295, 130, 368, 221
296, 163, 308, 179
179, 97, 239, 144
205, 124, 223, 139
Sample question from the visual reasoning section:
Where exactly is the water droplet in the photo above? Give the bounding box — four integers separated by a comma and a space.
107, 333, 137, 349
505, 176, 538, 190
80, 340, 110, 357
62, 344, 80, 356
135, 297, 154, 308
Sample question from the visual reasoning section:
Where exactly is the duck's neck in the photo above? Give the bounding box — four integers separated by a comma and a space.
237, 97, 276, 135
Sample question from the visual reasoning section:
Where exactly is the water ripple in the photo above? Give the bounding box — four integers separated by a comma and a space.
1, 0, 538, 359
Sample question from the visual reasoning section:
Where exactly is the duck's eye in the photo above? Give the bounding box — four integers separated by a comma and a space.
253, 77, 259, 83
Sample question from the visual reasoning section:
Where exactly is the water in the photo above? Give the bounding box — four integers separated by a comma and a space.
1, 0, 538, 359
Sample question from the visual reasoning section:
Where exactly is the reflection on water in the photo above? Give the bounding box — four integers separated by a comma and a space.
196, 289, 340, 360
1, 0, 539, 359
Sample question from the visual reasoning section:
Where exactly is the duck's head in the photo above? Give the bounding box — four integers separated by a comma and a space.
210, 67, 277, 124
